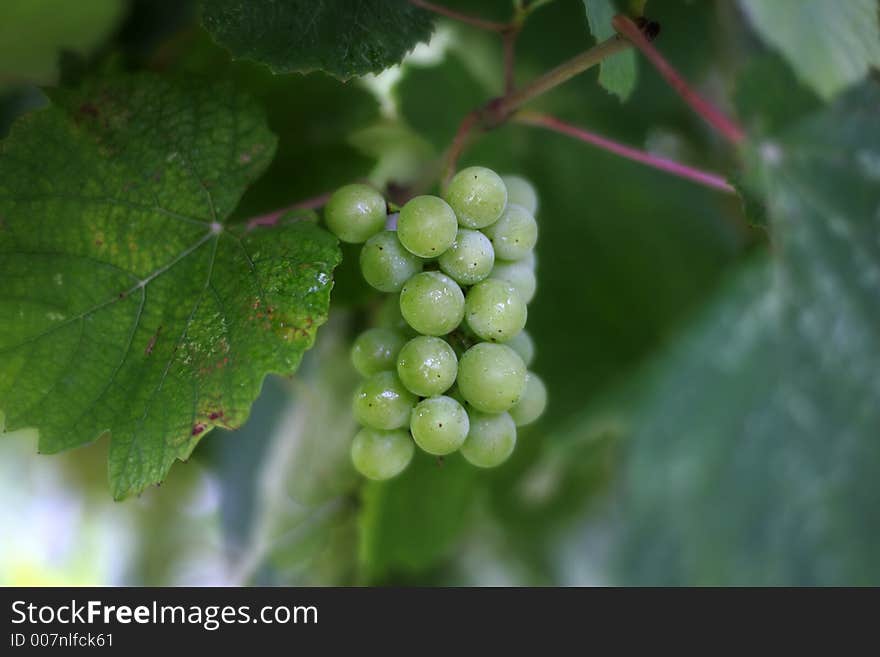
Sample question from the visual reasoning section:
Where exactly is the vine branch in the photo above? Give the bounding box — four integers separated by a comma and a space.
515, 112, 736, 194
611, 14, 746, 145
408, 0, 510, 32
245, 190, 332, 230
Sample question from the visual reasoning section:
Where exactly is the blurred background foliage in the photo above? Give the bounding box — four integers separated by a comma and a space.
1, 0, 877, 586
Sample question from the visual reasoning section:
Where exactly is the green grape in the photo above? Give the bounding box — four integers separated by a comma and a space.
397, 195, 459, 258
376, 294, 410, 333
353, 371, 416, 430
324, 183, 387, 243
351, 328, 407, 377
438, 228, 495, 285
399, 271, 465, 336
360, 231, 423, 292
457, 343, 526, 413
482, 203, 537, 261
490, 259, 536, 303
501, 174, 538, 215
444, 166, 508, 229
351, 427, 414, 480
464, 279, 527, 342
509, 372, 547, 426
410, 396, 469, 455
460, 409, 517, 468
396, 335, 458, 397
506, 330, 535, 367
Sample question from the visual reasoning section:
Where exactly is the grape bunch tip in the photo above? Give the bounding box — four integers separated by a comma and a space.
324, 166, 547, 481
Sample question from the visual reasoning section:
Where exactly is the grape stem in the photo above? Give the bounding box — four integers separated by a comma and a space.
408, 0, 510, 32
515, 111, 736, 194
245, 190, 333, 230
611, 14, 746, 145
442, 33, 633, 185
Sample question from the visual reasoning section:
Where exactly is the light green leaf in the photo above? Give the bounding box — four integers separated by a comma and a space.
0, 73, 341, 499
583, 0, 637, 101
614, 81, 880, 584
0, 0, 126, 90
739, 0, 880, 100
201, 0, 435, 80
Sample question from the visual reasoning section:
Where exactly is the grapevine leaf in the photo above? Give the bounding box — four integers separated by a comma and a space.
0, 73, 341, 499
738, 0, 880, 100
201, 0, 435, 81
614, 81, 880, 584
583, 0, 637, 101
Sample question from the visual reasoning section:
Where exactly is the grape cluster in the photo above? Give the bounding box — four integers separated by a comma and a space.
324, 167, 547, 481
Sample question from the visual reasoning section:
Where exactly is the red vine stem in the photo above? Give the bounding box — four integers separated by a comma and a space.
515, 112, 736, 194
245, 191, 333, 230
408, 0, 510, 32
612, 14, 746, 145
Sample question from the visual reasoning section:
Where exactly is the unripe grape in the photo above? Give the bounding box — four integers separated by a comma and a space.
353, 371, 416, 430
360, 231, 422, 292
351, 427, 414, 480
506, 330, 535, 367
438, 228, 495, 285
397, 195, 459, 258
399, 271, 465, 336
465, 279, 527, 342
509, 372, 547, 426
501, 174, 538, 215
460, 409, 516, 468
396, 336, 458, 397
351, 328, 406, 377
410, 396, 469, 455
457, 343, 526, 413
324, 183, 387, 243
376, 294, 410, 333
482, 203, 537, 261
444, 166, 507, 229
490, 259, 536, 303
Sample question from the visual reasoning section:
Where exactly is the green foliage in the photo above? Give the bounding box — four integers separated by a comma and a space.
201, 0, 435, 80
359, 451, 478, 582
615, 81, 880, 585
0, 73, 340, 498
3, 0, 879, 588
168, 29, 380, 222
582, 0, 638, 101
0, 0, 126, 90
739, 0, 880, 100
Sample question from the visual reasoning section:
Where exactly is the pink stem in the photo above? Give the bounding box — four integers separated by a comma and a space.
517, 112, 736, 194
409, 0, 509, 32
612, 15, 746, 145
245, 191, 332, 230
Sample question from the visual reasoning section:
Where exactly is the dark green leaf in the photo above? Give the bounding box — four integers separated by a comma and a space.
201, 0, 435, 80
0, 73, 341, 499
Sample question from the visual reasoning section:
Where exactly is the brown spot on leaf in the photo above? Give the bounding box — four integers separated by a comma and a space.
191, 423, 206, 436
145, 325, 162, 356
